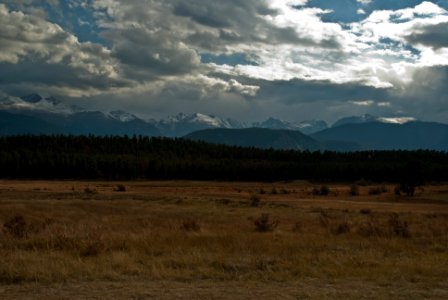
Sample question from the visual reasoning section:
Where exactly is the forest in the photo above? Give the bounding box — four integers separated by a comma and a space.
0, 135, 447, 183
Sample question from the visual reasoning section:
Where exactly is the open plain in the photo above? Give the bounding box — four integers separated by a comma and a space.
0, 180, 447, 299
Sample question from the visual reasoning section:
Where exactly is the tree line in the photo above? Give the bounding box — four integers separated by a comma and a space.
0, 135, 446, 183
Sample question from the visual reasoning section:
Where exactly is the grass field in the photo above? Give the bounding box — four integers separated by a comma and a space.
0, 180, 447, 299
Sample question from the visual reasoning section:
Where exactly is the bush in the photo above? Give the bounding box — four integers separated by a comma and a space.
114, 184, 126, 192
320, 186, 330, 196
292, 221, 302, 232
388, 213, 410, 238
396, 183, 416, 197
3, 215, 28, 238
79, 236, 106, 257
250, 194, 261, 207
280, 188, 290, 194
349, 184, 359, 196
312, 186, 330, 196
368, 185, 387, 195
394, 185, 401, 196
360, 208, 372, 215
254, 214, 279, 232
332, 221, 351, 235
180, 220, 201, 232
84, 187, 97, 194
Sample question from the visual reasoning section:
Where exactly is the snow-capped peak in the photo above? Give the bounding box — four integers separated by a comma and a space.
162, 112, 234, 128
333, 114, 418, 127
0, 94, 77, 115
253, 117, 328, 134
191, 113, 232, 128
108, 110, 138, 122
377, 117, 417, 124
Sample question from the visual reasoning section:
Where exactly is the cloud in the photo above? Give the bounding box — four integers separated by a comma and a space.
357, 0, 372, 4
352, 100, 375, 106
0, 0, 448, 124
0, 4, 129, 96
405, 22, 448, 49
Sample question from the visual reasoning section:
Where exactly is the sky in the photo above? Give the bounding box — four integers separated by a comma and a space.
0, 0, 448, 123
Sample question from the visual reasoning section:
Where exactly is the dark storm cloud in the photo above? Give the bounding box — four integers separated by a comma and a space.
169, 0, 343, 51
105, 27, 200, 76
172, 0, 275, 29
1, 0, 448, 123
405, 22, 448, 49
0, 60, 130, 90
391, 65, 448, 121
256, 78, 390, 105
0, 4, 127, 96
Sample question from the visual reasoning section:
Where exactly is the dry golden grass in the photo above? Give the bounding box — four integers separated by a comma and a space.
0, 180, 447, 299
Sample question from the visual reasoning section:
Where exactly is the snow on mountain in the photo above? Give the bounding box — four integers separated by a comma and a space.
0, 92, 421, 137
108, 110, 138, 122
162, 113, 234, 127
157, 113, 246, 136
255, 117, 289, 130
332, 114, 377, 127
292, 120, 328, 135
0, 94, 83, 115
333, 114, 417, 127
377, 117, 417, 124
254, 117, 328, 134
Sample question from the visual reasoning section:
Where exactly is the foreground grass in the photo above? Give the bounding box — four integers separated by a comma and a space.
0, 181, 447, 298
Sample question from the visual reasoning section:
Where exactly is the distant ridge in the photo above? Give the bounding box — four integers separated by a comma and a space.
1, 93, 448, 151
312, 121, 448, 151
184, 127, 321, 151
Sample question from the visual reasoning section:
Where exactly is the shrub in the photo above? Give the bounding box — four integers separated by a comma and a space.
358, 219, 383, 237
312, 186, 330, 196
349, 184, 359, 196
80, 237, 106, 257
360, 208, 372, 215
368, 185, 387, 195
332, 221, 351, 235
397, 183, 416, 197
292, 221, 302, 232
254, 214, 279, 232
3, 215, 28, 238
394, 185, 401, 196
388, 213, 410, 238
320, 186, 330, 196
84, 187, 97, 194
280, 188, 290, 194
318, 211, 329, 228
180, 220, 201, 232
250, 194, 261, 207
114, 184, 126, 192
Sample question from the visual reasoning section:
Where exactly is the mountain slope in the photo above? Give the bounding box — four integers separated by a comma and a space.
254, 117, 328, 134
0, 110, 161, 136
158, 113, 245, 137
184, 128, 321, 151
0, 111, 60, 135
312, 121, 448, 151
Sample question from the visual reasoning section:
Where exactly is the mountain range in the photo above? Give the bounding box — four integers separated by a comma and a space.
1, 94, 447, 151
185, 128, 321, 151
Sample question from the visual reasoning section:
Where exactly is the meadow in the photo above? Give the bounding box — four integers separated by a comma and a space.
0, 180, 447, 299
